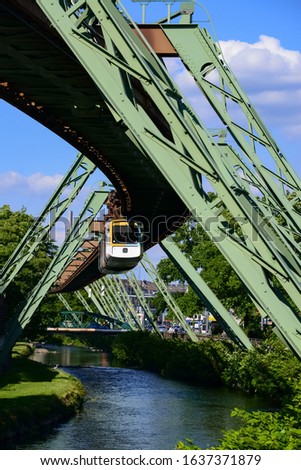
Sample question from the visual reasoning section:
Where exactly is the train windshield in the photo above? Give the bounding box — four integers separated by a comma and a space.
112, 222, 141, 244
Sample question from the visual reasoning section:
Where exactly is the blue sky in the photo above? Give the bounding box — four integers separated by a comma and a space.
0, 0, 300, 267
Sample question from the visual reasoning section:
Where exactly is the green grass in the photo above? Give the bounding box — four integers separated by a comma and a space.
0, 344, 85, 441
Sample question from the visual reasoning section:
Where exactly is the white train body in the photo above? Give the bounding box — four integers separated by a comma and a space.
99, 218, 143, 274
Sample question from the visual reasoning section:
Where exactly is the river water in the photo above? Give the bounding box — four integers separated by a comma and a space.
14, 345, 269, 450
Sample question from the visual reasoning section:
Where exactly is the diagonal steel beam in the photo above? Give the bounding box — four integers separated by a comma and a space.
0, 153, 96, 294
141, 253, 198, 342
113, 275, 143, 330
36, 0, 301, 358
124, 271, 162, 336
160, 236, 253, 350
0, 187, 109, 366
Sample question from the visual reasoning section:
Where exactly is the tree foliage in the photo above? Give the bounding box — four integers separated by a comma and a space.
154, 217, 260, 335
0, 205, 61, 333
0, 205, 57, 311
0, 205, 106, 339
113, 331, 301, 450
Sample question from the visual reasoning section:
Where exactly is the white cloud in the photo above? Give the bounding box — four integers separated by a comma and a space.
0, 171, 23, 190
0, 171, 63, 195
165, 35, 301, 139
219, 35, 301, 136
27, 172, 63, 193
220, 35, 301, 90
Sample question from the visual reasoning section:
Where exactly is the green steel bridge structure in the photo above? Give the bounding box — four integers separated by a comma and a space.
1, 1, 301, 367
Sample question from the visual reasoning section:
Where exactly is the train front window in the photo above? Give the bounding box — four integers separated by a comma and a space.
112, 223, 140, 244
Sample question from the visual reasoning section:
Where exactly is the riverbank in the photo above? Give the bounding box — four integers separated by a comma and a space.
111, 331, 301, 449
0, 342, 85, 444
2, 333, 301, 449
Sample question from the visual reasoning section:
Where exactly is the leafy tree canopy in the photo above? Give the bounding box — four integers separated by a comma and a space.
155, 213, 260, 335
0, 205, 57, 324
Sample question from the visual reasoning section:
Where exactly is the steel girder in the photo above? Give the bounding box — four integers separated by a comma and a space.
0, 153, 96, 295
36, 0, 301, 358
91, 279, 124, 324
75, 290, 94, 313
113, 275, 143, 330
160, 236, 253, 350
92, 278, 137, 329
0, 188, 109, 366
76, 289, 124, 328
57, 293, 72, 311
101, 278, 128, 323
101, 276, 136, 329
140, 253, 199, 341
124, 271, 162, 336
83, 284, 113, 327
75, 288, 123, 329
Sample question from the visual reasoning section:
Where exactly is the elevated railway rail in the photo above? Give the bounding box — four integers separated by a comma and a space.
0, 0, 188, 292
1, 1, 301, 362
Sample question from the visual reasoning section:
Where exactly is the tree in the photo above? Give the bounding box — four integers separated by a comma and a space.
156, 216, 261, 336
0, 205, 57, 324
0, 205, 111, 340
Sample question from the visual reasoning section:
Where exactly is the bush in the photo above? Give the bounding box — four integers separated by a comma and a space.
112, 331, 301, 450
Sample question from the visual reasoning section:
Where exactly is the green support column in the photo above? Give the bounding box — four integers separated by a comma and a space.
83, 286, 114, 328
163, 25, 301, 211
102, 276, 134, 329
0, 153, 96, 295
75, 291, 93, 313
84, 285, 106, 315
124, 272, 162, 336
95, 279, 125, 324
0, 153, 96, 354
0, 187, 109, 367
113, 275, 142, 330
57, 293, 72, 311
160, 236, 253, 350
80, 284, 127, 328
140, 253, 198, 342
162, 24, 301, 264
103, 276, 138, 329
36, 1, 301, 358
114, 275, 143, 331
90, 280, 122, 325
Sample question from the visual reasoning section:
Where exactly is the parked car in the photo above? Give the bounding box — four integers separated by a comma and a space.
157, 324, 167, 332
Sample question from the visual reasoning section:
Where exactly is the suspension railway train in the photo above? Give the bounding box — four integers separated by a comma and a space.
99, 218, 143, 275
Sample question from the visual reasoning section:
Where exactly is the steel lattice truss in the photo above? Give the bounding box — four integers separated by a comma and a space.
33, 0, 301, 357
0, 1, 301, 361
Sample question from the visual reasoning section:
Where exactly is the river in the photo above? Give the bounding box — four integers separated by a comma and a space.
15, 345, 269, 450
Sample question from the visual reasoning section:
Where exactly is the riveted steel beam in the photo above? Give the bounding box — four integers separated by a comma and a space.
113, 275, 143, 330
57, 293, 72, 311
93, 280, 119, 321
160, 236, 253, 350
36, 1, 301, 358
141, 253, 198, 341
124, 271, 162, 336
0, 153, 96, 295
0, 187, 109, 366
102, 276, 136, 329
92, 279, 124, 324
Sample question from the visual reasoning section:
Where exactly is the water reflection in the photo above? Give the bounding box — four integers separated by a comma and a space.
19, 346, 268, 450
30, 345, 110, 368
